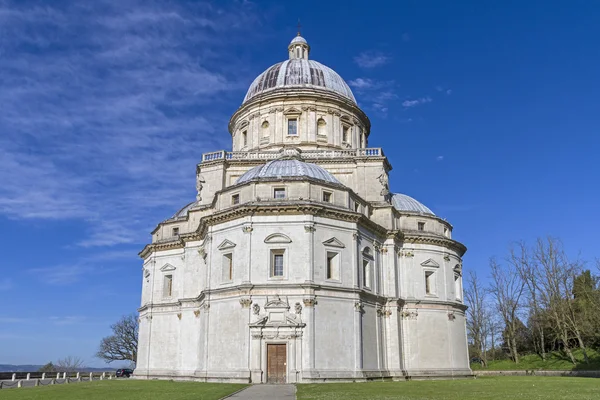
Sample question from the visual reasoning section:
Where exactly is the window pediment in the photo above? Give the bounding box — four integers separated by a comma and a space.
283, 107, 302, 116
160, 263, 176, 272
421, 258, 440, 268
323, 237, 345, 248
264, 233, 292, 244
217, 239, 237, 250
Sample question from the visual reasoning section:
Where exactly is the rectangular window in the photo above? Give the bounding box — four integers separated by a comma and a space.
322, 191, 332, 203
172, 227, 179, 236
363, 259, 371, 288
222, 253, 233, 281
231, 194, 240, 205
425, 271, 434, 295
326, 251, 340, 280
242, 130, 247, 146
418, 222, 425, 231
444, 227, 450, 238
288, 119, 298, 135
354, 201, 360, 212
271, 250, 284, 277
164, 274, 173, 297
342, 126, 349, 143
274, 188, 286, 199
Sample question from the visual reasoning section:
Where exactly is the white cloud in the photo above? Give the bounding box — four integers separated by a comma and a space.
436, 156, 444, 162
402, 97, 433, 108
353, 51, 390, 68
348, 78, 375, 89
0, 1, 261, 247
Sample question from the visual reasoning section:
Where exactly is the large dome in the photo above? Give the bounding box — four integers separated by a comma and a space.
237, 159, 342, 185
391, 193, 435, 215
243, 35, 356, 105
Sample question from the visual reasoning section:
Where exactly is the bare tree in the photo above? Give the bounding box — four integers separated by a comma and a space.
511, 241, 546, 361
465, 270, 490, 367
533, 237, 584, 364
489, 257, 525, 363
96, 314, 138, 364
56, 356, 84, 373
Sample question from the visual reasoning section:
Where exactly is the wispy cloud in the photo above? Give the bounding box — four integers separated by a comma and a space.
348, 78, 376, 89
402, 96, 433, 108
0, 1, 262, 247
29, 249, 136, 285
436, 156, 444, 162
354, 51, 390, 68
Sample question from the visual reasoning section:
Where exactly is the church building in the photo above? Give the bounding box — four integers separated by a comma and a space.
135, 33, 471, 383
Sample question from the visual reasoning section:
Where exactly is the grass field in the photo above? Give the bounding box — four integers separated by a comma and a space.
0, 380, 247, 400
296, 377, 600, 400
470, 349, 600, 371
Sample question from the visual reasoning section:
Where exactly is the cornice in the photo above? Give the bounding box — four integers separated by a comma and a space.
402, 234, 467, 257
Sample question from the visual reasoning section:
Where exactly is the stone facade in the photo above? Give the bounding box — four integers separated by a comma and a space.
134, 34, 471, 383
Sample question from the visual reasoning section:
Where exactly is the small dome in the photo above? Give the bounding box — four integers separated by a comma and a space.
172, 201, 198, 218
391, 193, 434, 215
237, 159, 342, 185
290, 35, 307, 45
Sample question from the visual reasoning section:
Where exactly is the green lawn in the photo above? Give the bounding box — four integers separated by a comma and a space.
297, 377, 600, 400
471, 349, 600, 371
0, 380, 247, 400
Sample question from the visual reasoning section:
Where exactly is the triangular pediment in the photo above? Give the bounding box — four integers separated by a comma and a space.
264, 233, 292, 244
421, 258, 440, 268
160, 263, 176, 272
283, 107, 301, 115
322, 237, 345, 248
217, 239, 237, 250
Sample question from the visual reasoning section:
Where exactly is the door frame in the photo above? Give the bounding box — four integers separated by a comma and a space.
263, 341, 288, 384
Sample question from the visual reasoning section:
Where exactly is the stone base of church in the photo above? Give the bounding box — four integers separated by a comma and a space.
133, 368, 474, 383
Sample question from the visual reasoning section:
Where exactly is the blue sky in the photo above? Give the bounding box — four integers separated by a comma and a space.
1, 0, 599, 366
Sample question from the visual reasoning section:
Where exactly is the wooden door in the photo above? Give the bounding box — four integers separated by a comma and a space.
267, 344, 287, 383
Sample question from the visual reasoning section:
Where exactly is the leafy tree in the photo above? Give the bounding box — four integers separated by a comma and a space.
96, 313, 138, 364
38, 362, 56, 372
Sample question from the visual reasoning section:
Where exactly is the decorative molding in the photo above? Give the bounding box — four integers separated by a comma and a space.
239, 298, 252, 308
398, 250, 415, 258
252, 303, 260, 315
294, 302, 303, 315
143, 269, 151, 278
380, 247, 388, 254
251, 334, 263, 339
420, 258, 440, 268
200, 303, 210, 311
444, 254, 451, 262
448, 312, 456, 321
400, 310, 419, 320
322, 237, 345, 248
303, 298, 317, 307
193, 310, 200, 318
242, 225, 253, 233
160, 263, 176, 272
217, 239, 237, 250
354, 301, 364, 313
264, 233, 292, 244
304, 225, 316, 233
377, 308, 392, 318
176, 313, 182, 320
